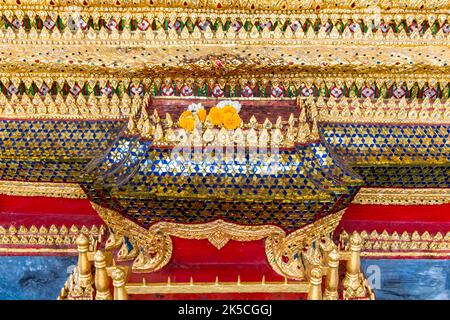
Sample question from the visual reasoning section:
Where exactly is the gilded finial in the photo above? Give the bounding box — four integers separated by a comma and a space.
76, 234, 89, 252
111, 267, 126, 284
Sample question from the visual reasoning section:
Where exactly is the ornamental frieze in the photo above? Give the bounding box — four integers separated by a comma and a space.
0, 76, 448, 105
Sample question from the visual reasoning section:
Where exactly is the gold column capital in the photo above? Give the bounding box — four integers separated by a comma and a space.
94, 250, 107, 269
308, 267, 323, 300
111, 267, 126, 286
349, 232, 363, 250
76, 234, 89, 252
328, 249, 340, 268
112, 267, 128, 300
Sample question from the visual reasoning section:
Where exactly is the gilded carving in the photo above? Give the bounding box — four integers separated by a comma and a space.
265, 210, 344, 280
2, 0, 448, 301
310, 96, 450, 125
0, 223, 103, 251
3, 0, 449, 11
352, 187, 450, 205
0, 92, 138, 120
91, 203, 173, 273
339, 229, 450, 257
150, 219, 284, 250
93, 201, 345, 279
0, 180, 87, 199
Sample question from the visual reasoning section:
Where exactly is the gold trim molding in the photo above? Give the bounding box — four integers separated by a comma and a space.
1, 25, 447, 46
3, 0, 450, 12
351, 187, 450, 205
339, 229, 450, 257
0, 180, 87, 199
308, 96, 450, 125
1, 73, 448, 87
125, 279, 309, 295
1, 1, 449, 14
150, 219, 284, 250
0, 92, 139, 120
0, 224, 103, 251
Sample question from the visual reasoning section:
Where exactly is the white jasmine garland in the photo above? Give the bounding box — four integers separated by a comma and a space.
216, 100, 241, 113
187, 102, 204, 114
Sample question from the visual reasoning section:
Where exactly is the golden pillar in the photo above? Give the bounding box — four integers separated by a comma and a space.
307, 266, 323, 300
76, 234, 92, 287
320, 238, 335, 266
323, 248, 340, 300
343, 231, 362, 291
94, 250, 112, 300
112, 267, 128, 300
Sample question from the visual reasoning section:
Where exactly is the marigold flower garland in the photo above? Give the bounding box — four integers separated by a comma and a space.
178, 101, 242, 132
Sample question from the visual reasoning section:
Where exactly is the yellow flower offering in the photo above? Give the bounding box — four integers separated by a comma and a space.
221, 105, 238, 116
196, 108, 207, 123
180, 110, 193, 118
207, 106, 223, 126
223, 112, 242, 130
178, 110, 195, 132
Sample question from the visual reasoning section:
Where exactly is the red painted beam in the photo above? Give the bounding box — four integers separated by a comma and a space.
0, 194, 103, 228
127, 237, 286, 283
338, 203, 450, 233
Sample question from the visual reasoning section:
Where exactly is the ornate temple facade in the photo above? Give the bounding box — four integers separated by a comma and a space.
0, 0, 449, 300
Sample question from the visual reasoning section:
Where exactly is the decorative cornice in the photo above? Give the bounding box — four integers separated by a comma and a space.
5, 89, 450, 125
1, 23, 448, 45
0, 224, 103, 251
1, 1, 449, 14
352, 187, 450, 205
3, 0, 450, 12
2, 72, 449, 84
0, 13, 448, 78
311, 96, 450, 124
0, 92, 139, 120
339, 229, 450, 257
0, 180, 87, 198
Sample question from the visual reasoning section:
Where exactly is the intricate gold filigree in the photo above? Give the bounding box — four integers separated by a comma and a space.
0, 39, 447, 78
150, 212, 344, 280
0, 92, 139, 120
92, 201, 345, 279
266, 210, 345, 280
306, 96, 450, 125
1, 73, 447, 89
1, 22, 446, 45
339, 229, 450, 257
3, 0, 449, 11
0, 180, 87, 198
149, 219, 285, 250
58, 265, 95, 300
352, 187, 450, 205
0, 224, 103, 251
91, 203, 173, 273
